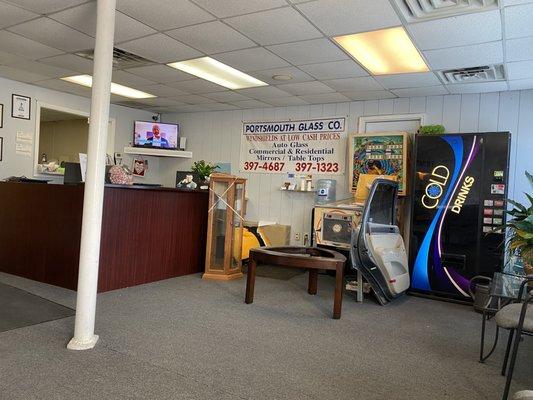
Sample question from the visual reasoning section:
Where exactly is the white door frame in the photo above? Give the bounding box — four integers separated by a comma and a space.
357, 113, 426, 133
34, 101, 116, 177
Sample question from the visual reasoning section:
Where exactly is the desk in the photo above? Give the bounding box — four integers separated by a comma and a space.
0, 182, 208, 292
245, 247, 346, 319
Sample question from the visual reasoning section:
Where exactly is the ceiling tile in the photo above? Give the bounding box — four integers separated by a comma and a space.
202, 91, 251, 102
124, 65, 195, 84
277, 81, 335, 95
299, 92, 351, 104
202, 103, 240, 111
504, 3, 533, 39
0, 30, 63, 59
267, 38, 348, 65
38, 54, 93, 74
506, 37, 533, 62
507, 60, 533, 80
230, 99, 272, 108
424, 41, 503, 70
16, 60, 76, 78
446, 81, 508, 94
234, 86, 291, 99
296, 0, 401, 36
9, 17, 94, 52
407, 10, 502, 50
341, 90, 396, 101
225, 7, 322, 46
0, 49, 28, 66
0, 65, 49, 82
167, 104, 212, 113
136, 84, 189, 98
5, 0, 87, 14
299, 60, 367, 80
263, 96, 309, 106
50, 3, 157, 43
118, 34, 202, 64
167, 79, 229, 94
166, 21, 255, 54
323, 76, 382, 91
179, 94, 217, 104
36, 78, 92, 97
375, 72, 441, 89
214, 47, 289, 72
117, 0, 214, 30
0, 1, 38, 28
391, 86, 448, 97
112, 70, 158, 87
508, 78, 533, 90
248, 66, 313, 85
135, 98, 188, 107
191, 0, 286, 18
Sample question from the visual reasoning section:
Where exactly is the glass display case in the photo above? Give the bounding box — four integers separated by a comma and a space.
203, 174, 247, 281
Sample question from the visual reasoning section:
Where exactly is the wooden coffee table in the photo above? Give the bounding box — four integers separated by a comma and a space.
245, 246, 347, 319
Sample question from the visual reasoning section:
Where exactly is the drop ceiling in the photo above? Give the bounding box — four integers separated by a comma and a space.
0, 0, 531, 113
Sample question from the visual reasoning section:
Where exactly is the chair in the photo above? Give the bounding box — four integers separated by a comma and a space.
513, 391, 533, 400
495, 276, 533, 400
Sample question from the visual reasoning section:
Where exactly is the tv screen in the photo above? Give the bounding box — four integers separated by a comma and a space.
134, 121, 179, 150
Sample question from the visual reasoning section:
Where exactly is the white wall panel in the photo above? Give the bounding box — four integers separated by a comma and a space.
162, 90, 533, 244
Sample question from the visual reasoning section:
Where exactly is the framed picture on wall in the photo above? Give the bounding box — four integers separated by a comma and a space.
12, 94, 31, 120
0, 137, 3, 161
0, 104, 3, 127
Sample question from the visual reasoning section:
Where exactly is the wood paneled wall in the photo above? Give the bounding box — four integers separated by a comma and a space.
161, 91, 533, 244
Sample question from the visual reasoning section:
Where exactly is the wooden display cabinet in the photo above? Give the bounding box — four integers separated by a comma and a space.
203, 174, 247, 281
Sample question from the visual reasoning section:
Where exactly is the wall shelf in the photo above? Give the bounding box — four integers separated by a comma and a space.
123, 146, 192, 158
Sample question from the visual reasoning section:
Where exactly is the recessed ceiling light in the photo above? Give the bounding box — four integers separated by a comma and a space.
272, 74, 293, 81
333, 27, 429, 75
61, 75, 156, 99
167, 57, 268, 90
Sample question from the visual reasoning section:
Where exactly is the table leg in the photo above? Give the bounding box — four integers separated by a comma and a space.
333, 265, 344, 319
245, 258, 256, 304
356, 269, 363, 303
308, 269, 318, 295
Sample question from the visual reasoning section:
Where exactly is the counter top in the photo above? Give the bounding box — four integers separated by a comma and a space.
105, 184, 208, 193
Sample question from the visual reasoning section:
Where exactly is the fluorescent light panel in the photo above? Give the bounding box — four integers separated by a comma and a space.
167, 57, 267, 90
333, 27, 429, 75
61, 75, 155, 99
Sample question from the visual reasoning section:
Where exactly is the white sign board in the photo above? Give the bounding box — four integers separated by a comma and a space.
240, 117, 346, 174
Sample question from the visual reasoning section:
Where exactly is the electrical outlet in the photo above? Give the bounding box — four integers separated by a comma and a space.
295, 232, 301, 241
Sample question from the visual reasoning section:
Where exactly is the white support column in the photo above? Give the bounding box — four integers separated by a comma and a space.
68, 0, 116, 351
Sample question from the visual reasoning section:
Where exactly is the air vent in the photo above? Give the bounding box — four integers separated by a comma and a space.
437, 64, 506, 84
75, 48, 154, 69
392, 0, 499, 22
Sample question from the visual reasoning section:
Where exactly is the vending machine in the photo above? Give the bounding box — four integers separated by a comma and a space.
410, 132, 510, 301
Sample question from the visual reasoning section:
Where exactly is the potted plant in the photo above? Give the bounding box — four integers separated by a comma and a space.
503, 171, 533, 278
191, 160, 219, 188
418, 124, 445, 135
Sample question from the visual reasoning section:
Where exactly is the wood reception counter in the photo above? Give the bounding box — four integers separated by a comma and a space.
0, 182, 208, 292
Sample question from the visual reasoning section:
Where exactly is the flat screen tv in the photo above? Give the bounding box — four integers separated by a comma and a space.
133, 121, 179, 150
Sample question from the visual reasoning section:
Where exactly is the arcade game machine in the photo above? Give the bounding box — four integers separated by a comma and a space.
410, 132, 510, 301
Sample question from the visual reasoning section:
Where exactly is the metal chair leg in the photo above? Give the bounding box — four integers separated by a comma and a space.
502, 328, 522, 400
501, 329, 514, 376
480, 324, 500, 363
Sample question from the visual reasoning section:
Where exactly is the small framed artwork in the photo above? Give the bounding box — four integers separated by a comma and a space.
12, 94, 31, 120
0, 104, 3, 127
0, 137, 3, 161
